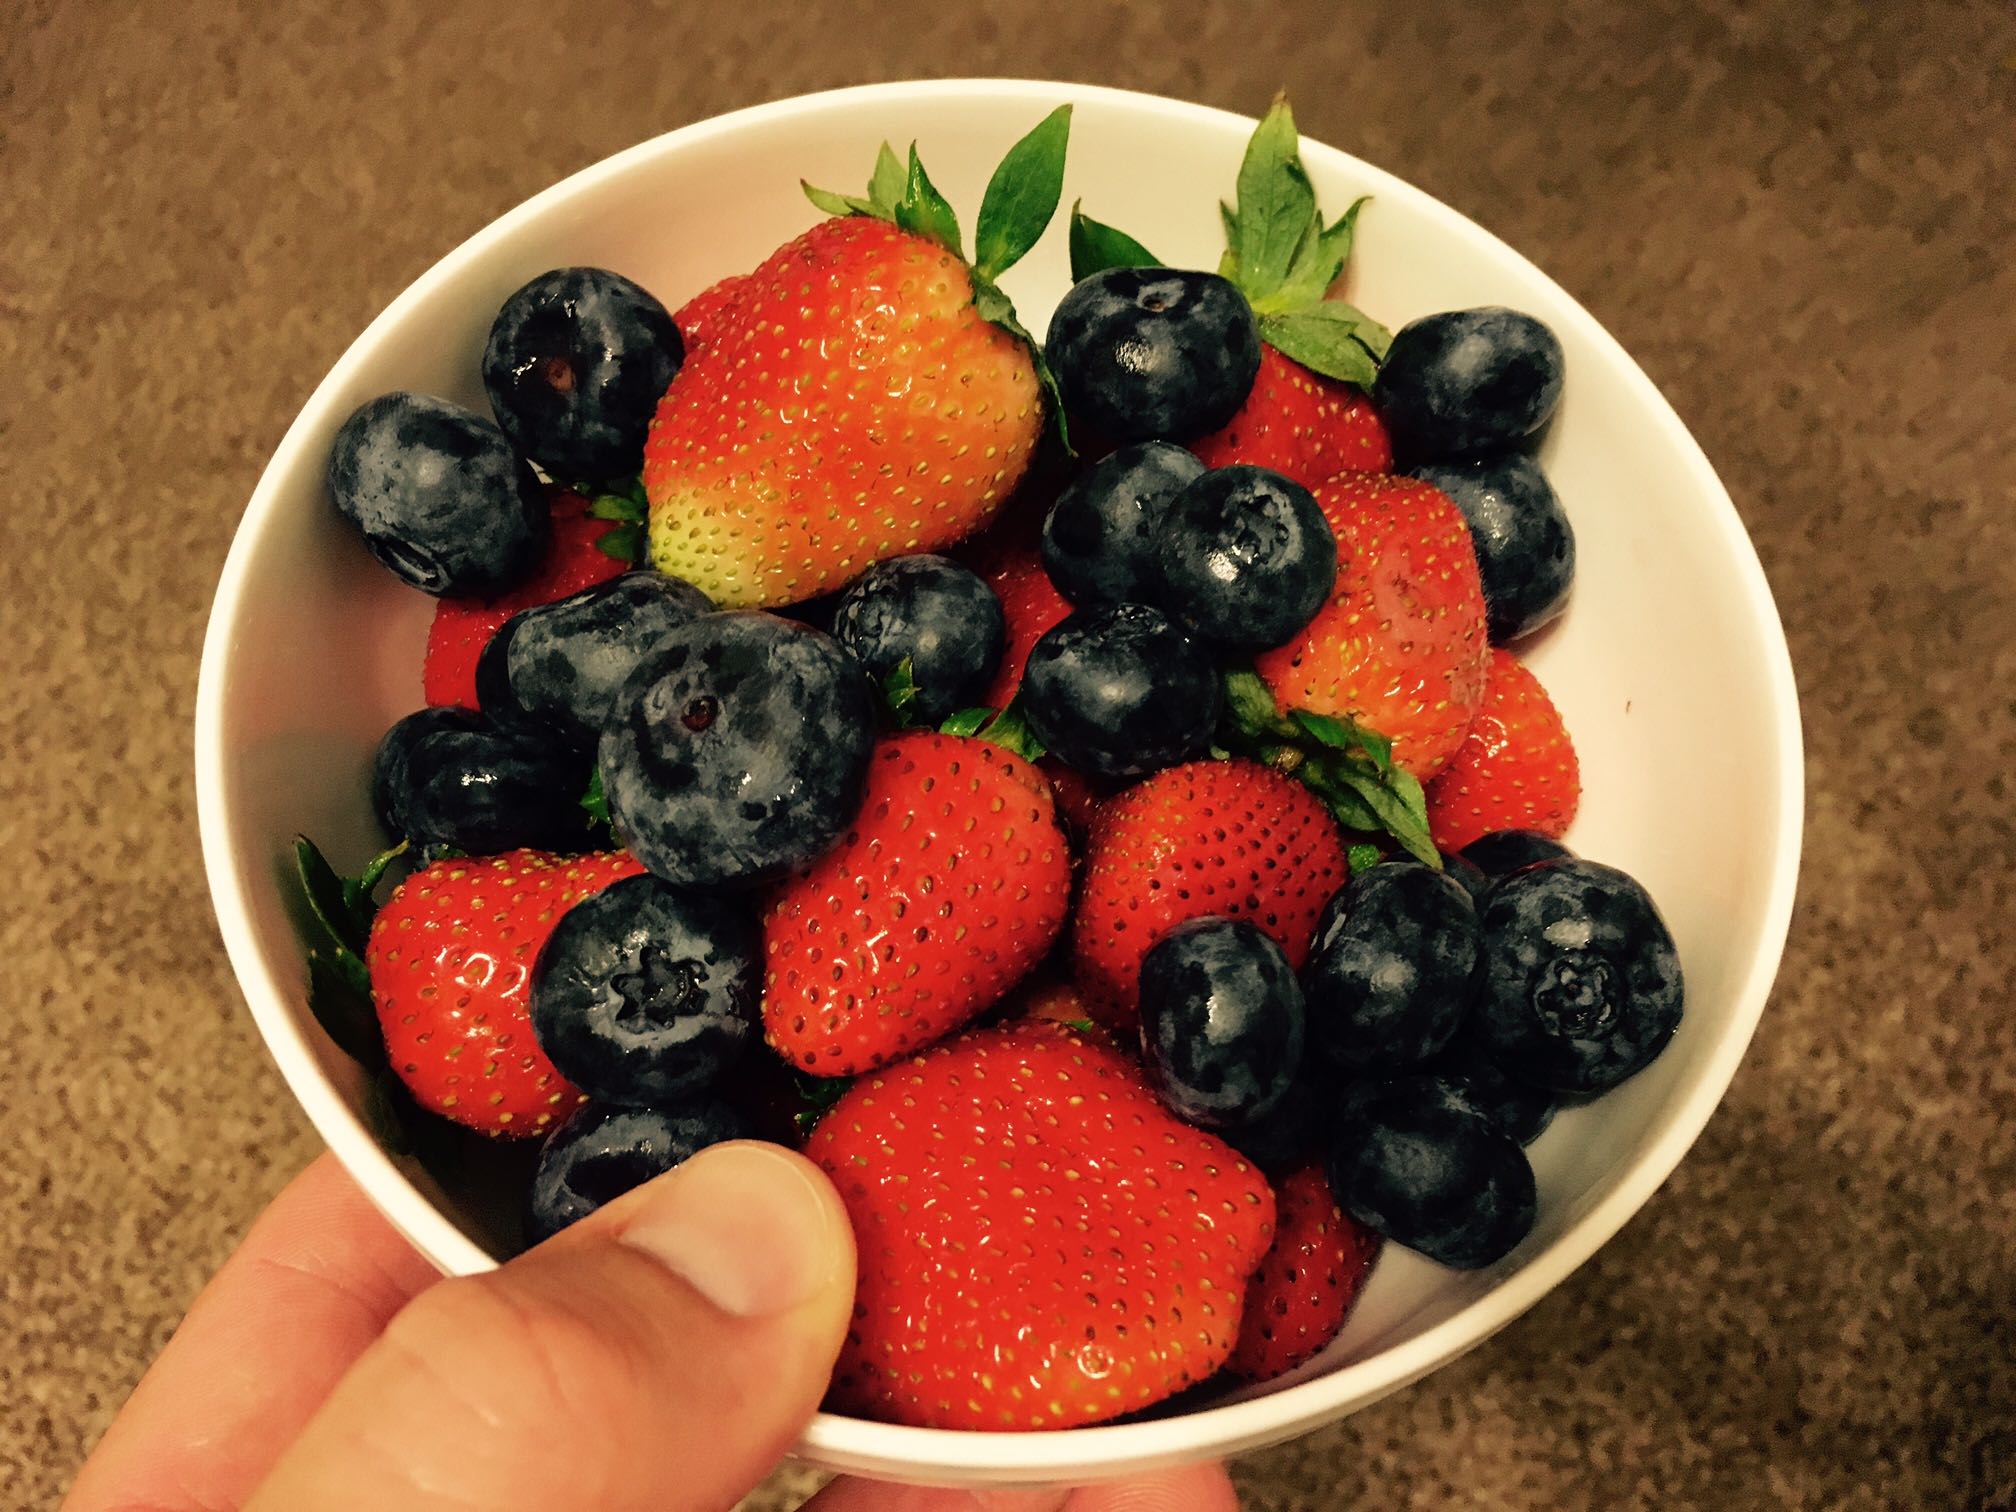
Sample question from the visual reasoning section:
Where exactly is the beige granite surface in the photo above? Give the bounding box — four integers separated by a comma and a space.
5, 0, 2014, 1506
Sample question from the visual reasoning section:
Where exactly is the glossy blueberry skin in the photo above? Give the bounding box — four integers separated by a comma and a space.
1422, 1038, 1555, 1146
830, 555, 1005, 724
1373, 308, 1565, 461
1151, 465, 1337, 650
1440, 850, 1494, 906
1303, 863, 1481, 1073
1046, 267, 1262, 444
371, 710, 591, 856
1041, 442, 1206, 607
527, 1099, 746, 1243
482, 267, 684, 483
1475, 860, 1683, 1094
477, 571, 714, 748
530, 874, 760, 1107
1460, 829, 1574, 880
1225, 1075, 1332, 1175
1408, 454, 1575, 642
1327, 1074, 1536, 1268
1139, 917, 1306, 1130
598, 612, 874, 888
1019, 602, 1222, 779
327, 392, 549, 596
371, 706, 483, 837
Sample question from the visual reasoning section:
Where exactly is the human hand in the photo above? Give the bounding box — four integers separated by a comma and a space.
66, 1143, 1240, 1511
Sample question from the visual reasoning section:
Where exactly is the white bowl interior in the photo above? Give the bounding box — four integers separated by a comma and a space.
196, 80, 1802, 1485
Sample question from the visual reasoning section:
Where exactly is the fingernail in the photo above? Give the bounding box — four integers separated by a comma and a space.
618, 1141, 849, 1318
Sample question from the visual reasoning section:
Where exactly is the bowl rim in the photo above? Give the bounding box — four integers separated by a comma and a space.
195, 76, 1805, 1481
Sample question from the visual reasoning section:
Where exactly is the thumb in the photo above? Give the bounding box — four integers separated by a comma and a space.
247, 1140, 855, 1512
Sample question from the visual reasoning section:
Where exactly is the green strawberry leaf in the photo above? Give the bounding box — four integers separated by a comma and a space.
1222, 95, 1318, 305
1067, 201, 1160, 282
869, 142, 907, 215
1058, 1017, 1097, 1034
1321, 762, 1439, 865
974, 701, 1047, 763
1221, 667, 1302, 743
879, 657, 923, 727
581, 768, 612, 829
1346, 841, 1385, 873
893, 143, 963, 258
973, 104, 1072, 283
801, 181, 883, 220
360, 1067, 414, 1155
791, 1071, 854, 1137
1289, 708, 1393, 775
586, 489, 647, 524
294, 836, 397, 1069
1257, 305, 1388, 387
1254, 196, 1370, 315
594, 522, 643, 564
938, 707, 995, 739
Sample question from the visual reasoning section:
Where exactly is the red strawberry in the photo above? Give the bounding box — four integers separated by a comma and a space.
807, 1021, 1276, 1429
1254, 472, 1489, 781
1039, 757, 1105, 837
762, 732, 1072, 1075
1190, 345, 1392, 485
1073, 759, 1348, 1030
963, 536, 1071, 708
1227, 1163, 1381, 1382
422, 487, 628, 709
1425, 648, 1580, 852
671, 272, 749, 357
645, 215, 1041, 606
367, 849, 643, 1137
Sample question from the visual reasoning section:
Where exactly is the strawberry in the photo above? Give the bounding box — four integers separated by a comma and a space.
422, 486, 628, 709
807, 1021, 1276, 1429
962, 536, 1070, 707
1072, 759, 1348, 1030
1038, 757, 1104, 837
671, 272, 749, 357
1254, 472, 1489, 781
645, 113, 1074, 608
1190, 344, 1392, 484
1227, 1163, 1381, 1382
762, 732, 1072, 1075
1425, 648, 1580, 852
367, 849, 643, 1136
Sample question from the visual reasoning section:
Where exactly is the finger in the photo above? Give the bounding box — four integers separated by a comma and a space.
65, 1153, 441, 1512
801, 1462, 1242, 1512
248, 1140, 855, 1512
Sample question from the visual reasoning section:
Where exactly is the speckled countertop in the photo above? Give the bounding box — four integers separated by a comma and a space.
5, 1, 2013, 1506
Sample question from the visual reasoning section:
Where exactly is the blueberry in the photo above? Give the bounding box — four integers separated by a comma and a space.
482, 267, 684, 483
1045, 267, 1261, 444
372, 710, 591, 855
477, 572, 714, 747
527, 1098, 746, 1242
1138, 917, 1305, 1130
1303, 863, 1480, 1072
1440, 850, 1493, 905
1408, 454, 1574, 641
530, 874, 760, 1107
1150, 465, 1337, 650
1460, 828, 1575, 881
1328, 1074, 1536, 1268
830, 555, 1005, 723
1474, 859, 1683, 1094
327, 392, 549, 596
1040, 442, 1205, 606
1225, 1075, 1333, 1175
1019, 602, 1221, 779
371, 706, 483, 836
598, 612, 874, 888
1372, 308, 1565, 461
1421, 1038, 1555, 1146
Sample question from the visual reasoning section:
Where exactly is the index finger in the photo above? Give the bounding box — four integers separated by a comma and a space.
65, 1153, 440, 1512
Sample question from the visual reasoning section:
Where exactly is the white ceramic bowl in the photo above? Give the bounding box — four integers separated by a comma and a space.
195, 79, 1803, 1487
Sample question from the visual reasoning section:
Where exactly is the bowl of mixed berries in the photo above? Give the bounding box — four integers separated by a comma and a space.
195, 80, 1802, 1484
